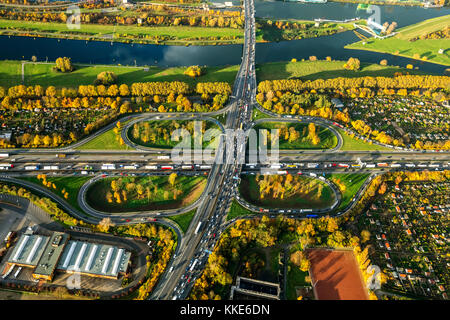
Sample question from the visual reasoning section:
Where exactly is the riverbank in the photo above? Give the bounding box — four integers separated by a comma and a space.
0, 60, 240, 88
346, 15, 450, 66
0, 19, 245, 46
0, 58, 431, 89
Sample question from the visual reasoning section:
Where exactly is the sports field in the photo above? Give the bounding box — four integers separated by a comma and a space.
307, 249, 369, 300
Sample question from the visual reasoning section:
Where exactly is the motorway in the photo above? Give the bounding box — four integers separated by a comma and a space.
150, 0, 257, 300
0, 0, 449, 301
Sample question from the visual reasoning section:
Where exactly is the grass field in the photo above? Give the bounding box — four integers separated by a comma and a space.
286, 261, 309, 300
0, 60, 239, 88
19, 176, 91, 213
346, 15, 450, 66
166, 209, 196, 233
256, 59, 428, 82
0, 19, 244, 44
227, 199, 255, 221
337, 128, 392, 151
76, 121, 133, 150
239, 175, 336, 210
86, 175, 206, 212
254, 121, 338, 150
326, 173, 370, 211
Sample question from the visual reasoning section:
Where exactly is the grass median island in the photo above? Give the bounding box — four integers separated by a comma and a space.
256, 60, 428, 82
337, 128, 392, 151
0, 60, 239, 88
239, 174, 336, 210
346, 15, 450, 66
227, 199, 256, 221
166, 209, 196, 233
127, 119, 220, 149
85, 175, 206, 213
326, 173, 370, 211
76, 119, 133, 150
18, 175, 92, 214
254, 121, 338, 150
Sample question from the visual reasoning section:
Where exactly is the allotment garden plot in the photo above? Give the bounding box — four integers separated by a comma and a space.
356, 180, 449, 299
346, 96, 449, 149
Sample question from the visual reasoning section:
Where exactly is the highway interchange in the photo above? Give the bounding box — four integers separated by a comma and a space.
0, 0, 449, 301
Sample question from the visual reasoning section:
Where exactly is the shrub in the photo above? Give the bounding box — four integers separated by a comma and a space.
184, 65, 203, 78
379, 59, 388, 66
343, 57, 360, 71
95, 71, 118, 85
54, 57, 74, 73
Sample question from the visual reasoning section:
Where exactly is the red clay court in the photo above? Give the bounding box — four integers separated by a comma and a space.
306, 249, 369, 300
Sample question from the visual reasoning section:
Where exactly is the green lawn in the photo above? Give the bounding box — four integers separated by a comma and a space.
256, 60, 429, 82
346, 15, 450, 66
86, 175, 206, 213
18, 176, 91, 213
337, 128, 392, 151
166, 209, 196, 233
0, 60, 239, 88
326, 173, 370, 211
76, 121, 133, 150
286, 261, 309, 300
0, 19, 244, 44
254, 121, 338, 150
227, 199, 256, 221
239, 175, 336, 210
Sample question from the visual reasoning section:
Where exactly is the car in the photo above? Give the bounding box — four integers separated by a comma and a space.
126, 219, 131, 222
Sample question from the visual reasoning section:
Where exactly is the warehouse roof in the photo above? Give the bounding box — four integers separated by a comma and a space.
7, 234, 49, 267
33, 232, 69, 278
57, 240, 131, 278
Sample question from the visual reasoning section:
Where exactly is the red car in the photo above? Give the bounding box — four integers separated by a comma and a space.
126, 219, 131, 222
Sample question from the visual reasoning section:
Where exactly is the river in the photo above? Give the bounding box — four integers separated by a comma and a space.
0, 1, 448, 73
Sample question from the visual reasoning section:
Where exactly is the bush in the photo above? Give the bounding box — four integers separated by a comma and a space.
95, 71, 118, 85
379, 59, 388, 66
343, 57, 360, 71
184, 65, 203, 78
54, 57, 74, 73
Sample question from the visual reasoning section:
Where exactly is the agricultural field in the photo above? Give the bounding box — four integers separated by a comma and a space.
355, 181, 449, 299
346, 96, 450, 149
85, 175, 206, 212
239, 174, 336, 210
127, 119, 220, 149
346, 15, 450, 66
253, 121, 338, 150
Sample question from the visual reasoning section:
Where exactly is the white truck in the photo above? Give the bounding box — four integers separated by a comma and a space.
101, 164, 116, 170
43, 165, 59, 170
25, 165, 39, 171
